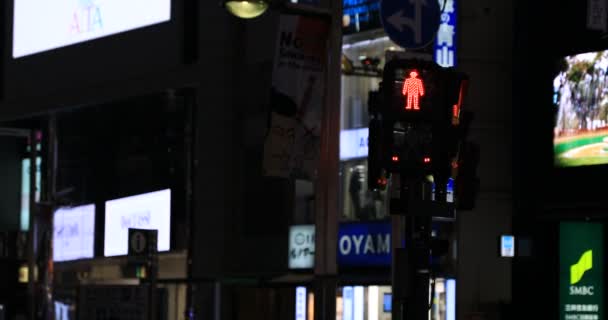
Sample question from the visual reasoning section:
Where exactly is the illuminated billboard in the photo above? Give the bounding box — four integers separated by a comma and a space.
53, 204, 95, 262
104, 189, 171, 257
13, 0, 171, 58
560, 222, 603, 320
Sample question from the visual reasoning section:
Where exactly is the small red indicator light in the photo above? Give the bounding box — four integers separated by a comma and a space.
402, 70, 425, 111
424, 157, 431, 164
392, 155, 400, 162
377, 177, 388, 187
453, 104, 459, 118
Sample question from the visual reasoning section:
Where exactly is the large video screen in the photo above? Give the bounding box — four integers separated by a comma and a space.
53, 204, 95, 262
104, 189, 171, 257
553, 50, 608, 167
13, 0, 171, 58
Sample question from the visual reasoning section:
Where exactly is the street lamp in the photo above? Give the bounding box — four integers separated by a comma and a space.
224, 0, 270, 19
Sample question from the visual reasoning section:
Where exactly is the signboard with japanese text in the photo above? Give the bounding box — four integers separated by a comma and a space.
289, 225, 315, 269
560, 222, 603, 320
53, 204, 95, 262
434, 0, 457, 67
264, 14, 330, 180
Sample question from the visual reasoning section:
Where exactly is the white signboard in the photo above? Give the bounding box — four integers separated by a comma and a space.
340, 128, 369, 161
53, 204, 95, 262
288, 225, 315, 269
104, 189, 171, 257
500, 235, 515, 258
13, 0, 171, 58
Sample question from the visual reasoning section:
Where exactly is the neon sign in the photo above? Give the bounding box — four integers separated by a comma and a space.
402, 70, 425, 110
434, 0, 457, 67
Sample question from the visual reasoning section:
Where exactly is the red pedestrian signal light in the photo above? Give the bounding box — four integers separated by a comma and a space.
402, 70, 425, 111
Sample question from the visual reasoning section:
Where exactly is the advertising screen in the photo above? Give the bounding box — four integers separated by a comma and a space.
553, 50, 608, 167
53, 204, 95, 262
104, 189, 171, 257
13, 0, 171, 58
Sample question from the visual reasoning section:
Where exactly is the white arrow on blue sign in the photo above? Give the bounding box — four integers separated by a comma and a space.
380, 0, 441, 49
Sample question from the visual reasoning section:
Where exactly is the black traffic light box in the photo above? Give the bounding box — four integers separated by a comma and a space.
368, 58, 475, 211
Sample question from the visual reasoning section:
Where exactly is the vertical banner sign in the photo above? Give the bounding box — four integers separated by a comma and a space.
434, 0, 456, 67
560, 222, 603, 320
264, 14, 330, 179
295, 286, 307, 320
343, 286, 354, 320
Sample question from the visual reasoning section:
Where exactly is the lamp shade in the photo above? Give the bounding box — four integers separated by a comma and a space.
225, 0, 269, 19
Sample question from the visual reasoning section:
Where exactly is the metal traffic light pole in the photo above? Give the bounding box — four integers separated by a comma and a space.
371, 49, 469, 320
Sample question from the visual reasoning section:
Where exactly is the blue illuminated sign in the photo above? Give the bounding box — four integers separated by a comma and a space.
434, 0, 457, 67
338, 222, 391, 266
343, 0, 382, 34
295, 287, 307, 320
501, 235, 515, 257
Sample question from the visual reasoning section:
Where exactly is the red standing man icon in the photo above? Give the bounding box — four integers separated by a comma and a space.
402, 70, 425, 110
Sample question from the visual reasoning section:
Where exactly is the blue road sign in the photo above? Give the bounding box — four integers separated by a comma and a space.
380, 0, 441, 49
434, 0, 457, 67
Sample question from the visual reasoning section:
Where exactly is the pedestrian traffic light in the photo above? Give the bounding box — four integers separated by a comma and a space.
382, 59, 446, 123
368, 57, 475, 211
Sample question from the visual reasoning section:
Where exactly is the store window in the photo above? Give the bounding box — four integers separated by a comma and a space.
339, 35, 402, 222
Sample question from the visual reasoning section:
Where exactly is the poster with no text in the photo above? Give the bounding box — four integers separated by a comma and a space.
263, 14, 329, 180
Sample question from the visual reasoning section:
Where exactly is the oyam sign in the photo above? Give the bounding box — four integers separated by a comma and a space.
338, 222, 391, 266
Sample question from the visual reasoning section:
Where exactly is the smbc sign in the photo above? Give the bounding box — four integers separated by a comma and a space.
560, 223, 604, 320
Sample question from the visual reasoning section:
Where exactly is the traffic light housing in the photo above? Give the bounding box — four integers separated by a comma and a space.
368, 58, 475, 212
